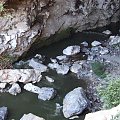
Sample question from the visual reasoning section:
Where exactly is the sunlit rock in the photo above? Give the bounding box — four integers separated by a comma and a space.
63, 87, 88, 118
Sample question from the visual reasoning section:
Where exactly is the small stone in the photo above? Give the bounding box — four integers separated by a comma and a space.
102, 30, 112, 35
8, 83, 21, 96
63, 45, 80, 56
45, 76, 54, 83
0, 107, 8, 120
91, 41, 101, 47
81, 41, 88, 47
56, 64, 69, 75
56, 55, 67, 61
38, 87, 56, 101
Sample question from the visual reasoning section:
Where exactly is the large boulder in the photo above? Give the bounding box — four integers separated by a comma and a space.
0, 69, 42, 84
63, 46, 80, 56
20, 113, 45, 120
63, 87, 88, 118
0, 107, 8, 120
8, 83, 21, 95
84, 104, 120, 120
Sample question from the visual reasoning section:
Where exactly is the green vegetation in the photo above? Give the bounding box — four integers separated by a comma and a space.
91, 61, 106, 78
98, 80, 120, 109
0, 3, 4, 13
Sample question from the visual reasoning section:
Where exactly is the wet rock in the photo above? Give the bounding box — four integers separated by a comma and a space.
45, 76, 54, 83
24, 83, 41, 94
38, 87, 56, 101
63, 87, 88, 118
0, 83, 7, 89
20, 113, 45, 120
8, 83, 21, 95
28, 58, 47, 72
70, 62, 82, 74
0, 106, 8, 120
91, 41, 101, 47
56, 64, 70, 75
63, 46, 80, 56
50, 58, 57, 63
84, 104, 120, 120
0, 69, 42, 84
109, 36, 120, 46
102, 30, 112, 35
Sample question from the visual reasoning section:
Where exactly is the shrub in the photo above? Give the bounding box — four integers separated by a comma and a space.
111, 113, 120, 120
91, 61, 106, 78
98, 80, 120, 109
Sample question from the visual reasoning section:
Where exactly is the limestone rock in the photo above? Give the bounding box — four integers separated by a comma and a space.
63, 46, 80, 56
0, 69, 42, 84
63, 87, 88, 118
8, 83, 21, 95
0, 83, 7, 89
20, 113, 45, 120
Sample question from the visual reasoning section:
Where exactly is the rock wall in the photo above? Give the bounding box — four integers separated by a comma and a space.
0, 0, 119, 57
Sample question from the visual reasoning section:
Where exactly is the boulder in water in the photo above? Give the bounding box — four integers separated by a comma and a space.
63, 87, 88, 118
0, 107, 8, 120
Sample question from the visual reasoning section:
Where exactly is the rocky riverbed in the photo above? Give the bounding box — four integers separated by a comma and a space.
0, 27, 120, 120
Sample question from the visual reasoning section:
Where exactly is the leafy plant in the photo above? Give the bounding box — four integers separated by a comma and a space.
0, 2, 4, 13
98, 80, 120, 109
111, 113, 120, 120
91, 61, 106, 78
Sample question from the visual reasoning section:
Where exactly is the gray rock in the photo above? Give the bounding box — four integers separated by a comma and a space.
63, 46, 80, 56
0, 107, 8, 120
38, 87, 56, 101
63, 87, 88, 118
45, 76, 54, 83
8, 83, 21, 95
24, 83, 41, 94
56, 64, 69, 75
28, 59, 47, 72
70, 62, 82, 74
91, 41, 101, 47
102, 30, 112, 35
20, 113, 45, 120
81, 41, 88, 47
109, 36, 120, 46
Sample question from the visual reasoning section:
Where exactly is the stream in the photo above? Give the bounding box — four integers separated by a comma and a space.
0, 30, 111, 120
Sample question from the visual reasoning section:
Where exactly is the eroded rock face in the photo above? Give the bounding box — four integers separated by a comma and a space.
0, 0, 119, 57
0, 69, 42, 84
0, 106, 8, 120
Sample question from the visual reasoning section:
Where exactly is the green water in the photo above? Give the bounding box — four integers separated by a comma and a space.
0, 32, 108, 120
